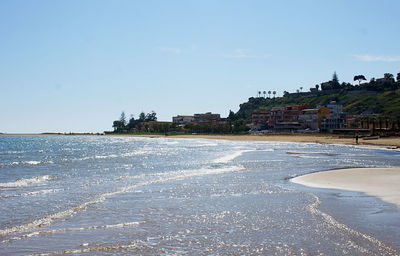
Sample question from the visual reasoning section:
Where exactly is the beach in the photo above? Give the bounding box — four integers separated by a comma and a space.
1, 135, 400, 254
292, 168, 400, 207
113, 133, 400, 150
3, 133, 400, 149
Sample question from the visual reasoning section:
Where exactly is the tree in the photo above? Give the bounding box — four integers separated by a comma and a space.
384, 73, 394, 81
145, 111, 157, 121
273, 91, 276, 98
268, 91, 271, 98
315, 84, 319, 91
139, 112, 146, 121
332, 71, 340, 89
353, 75, 366, 85
119, 111, 127, 126
258, 91, 261, 97
397, 72, 400, 82
112, 120, 125, 132
299, 87, 303, 92
227, 110, 236, 121
127, 116, 137, 130
263, 91, 266, 98
332, 71, 339, 83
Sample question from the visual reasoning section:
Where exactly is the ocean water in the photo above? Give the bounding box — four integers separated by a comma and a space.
0, 135, 399, 255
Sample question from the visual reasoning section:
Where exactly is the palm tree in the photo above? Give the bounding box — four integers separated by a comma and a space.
299, 87, 303, 92
258, 91, 261, 97
263, 91, 266, 98
268, 91, 271, 98
273, 91, 276, 98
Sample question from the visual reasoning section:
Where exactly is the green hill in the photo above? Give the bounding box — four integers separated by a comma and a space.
234, 89, 400, 121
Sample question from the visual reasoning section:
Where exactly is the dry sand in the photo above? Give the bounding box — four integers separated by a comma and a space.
292, 168, 400, 207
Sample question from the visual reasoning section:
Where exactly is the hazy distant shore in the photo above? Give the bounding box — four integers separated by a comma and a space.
292, 168, 400, 208
2, 133, 400, 150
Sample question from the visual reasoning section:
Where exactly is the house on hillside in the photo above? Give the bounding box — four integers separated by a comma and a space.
298, 107, 330, 130
268, 105, 309, 131
251, 112, 270, 130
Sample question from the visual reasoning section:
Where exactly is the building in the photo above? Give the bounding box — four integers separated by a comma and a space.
193, 112, 223, 124
319, 101, 349, 130
321, 115, 346, 130
172, 115, 194, 124
251, 112, 270, 129
298, 107, 330, 130
268, 105, 309, 131
326, 101, 343, 118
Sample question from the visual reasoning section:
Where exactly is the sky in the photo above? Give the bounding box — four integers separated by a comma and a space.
0, 0, 399, 133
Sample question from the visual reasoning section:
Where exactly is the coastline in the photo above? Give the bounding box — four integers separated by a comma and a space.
292, 168, 400, 208
2, 133, 400, 150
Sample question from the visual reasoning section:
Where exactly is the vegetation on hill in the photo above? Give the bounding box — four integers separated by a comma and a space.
231, 72, 400, 123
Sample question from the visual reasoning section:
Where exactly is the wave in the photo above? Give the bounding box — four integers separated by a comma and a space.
5, 221, 145, 243
66, 151, 148, 162
25, 242, 145, 255
307, 193, 397, 254
0, 150, 27, 155
286, 151, 339, 156
0, 175, 53, 188
213, 150, 251, 164
0, 165, 244, 237
0, 160, 54, 168
0, 189, 61, 199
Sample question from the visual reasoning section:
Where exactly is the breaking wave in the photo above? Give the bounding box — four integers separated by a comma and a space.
5, 221, 145, 243
0, 175, 53, 188
213, 150, 252, 164
0, 165, 244, 237
0, 189, 61, 199
307, 193, 397, 255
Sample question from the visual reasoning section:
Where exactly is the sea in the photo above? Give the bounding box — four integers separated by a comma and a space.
0, 135, 399, 255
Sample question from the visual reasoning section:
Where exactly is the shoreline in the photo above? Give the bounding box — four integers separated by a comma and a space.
292, 168, 400, 208
2, 133, 400, 150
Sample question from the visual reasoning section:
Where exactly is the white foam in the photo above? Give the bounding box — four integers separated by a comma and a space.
0, 189, 61, 198
5, 221, 145, 243
213, 150, 251, 164
94, 154, 119, 159
307, 193, 397, 254
0, 175, 52, 188
0, 166, 244, 237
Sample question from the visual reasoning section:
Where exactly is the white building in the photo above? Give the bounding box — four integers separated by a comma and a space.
172, 115, 195, 124
326, 101, 343, 118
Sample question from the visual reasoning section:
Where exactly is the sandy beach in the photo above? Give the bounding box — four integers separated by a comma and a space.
292, 168, 400, 207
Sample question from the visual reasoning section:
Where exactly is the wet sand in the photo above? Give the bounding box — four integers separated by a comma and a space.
292, 168, 400, 207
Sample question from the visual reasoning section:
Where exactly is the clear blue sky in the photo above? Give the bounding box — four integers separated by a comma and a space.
1, 0, 399, 133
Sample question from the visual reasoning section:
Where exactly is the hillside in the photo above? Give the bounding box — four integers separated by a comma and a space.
234, 89, 400, 121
